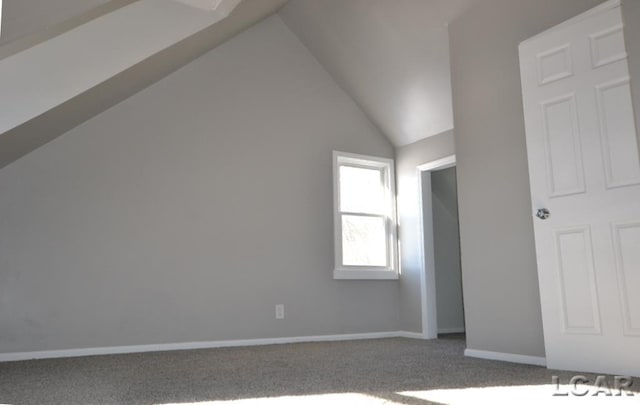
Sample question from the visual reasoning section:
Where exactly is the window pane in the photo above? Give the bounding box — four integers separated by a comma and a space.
341, 215, 387, 267
339, 165, 385, 214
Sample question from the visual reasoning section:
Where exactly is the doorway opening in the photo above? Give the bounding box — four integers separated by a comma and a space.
417, 155, 466, 341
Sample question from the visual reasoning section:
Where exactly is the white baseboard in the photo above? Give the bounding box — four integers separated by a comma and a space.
397, 331, 428, 339
464, 348, 547, 367
0, 331, 424, 363
438, 327, 465, 334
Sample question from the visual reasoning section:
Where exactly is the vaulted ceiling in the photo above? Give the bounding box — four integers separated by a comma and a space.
279, 0, 480, 146
0, 0, 480, 164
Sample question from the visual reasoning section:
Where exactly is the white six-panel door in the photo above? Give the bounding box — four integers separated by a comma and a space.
520, 0, 640, 376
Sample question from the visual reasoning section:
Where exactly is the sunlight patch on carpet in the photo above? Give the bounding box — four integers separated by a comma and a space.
400, 385, 638, 404
158, 393, 404, 405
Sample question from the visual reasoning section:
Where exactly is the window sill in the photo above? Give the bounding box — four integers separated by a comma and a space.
333, 269, 399, 280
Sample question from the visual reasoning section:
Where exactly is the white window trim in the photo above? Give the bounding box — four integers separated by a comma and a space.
333, 151, 398, 280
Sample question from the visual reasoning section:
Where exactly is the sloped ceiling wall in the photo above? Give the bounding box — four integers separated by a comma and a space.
0, 0, 109, 44
279, 0, 479, 147
0, 0, 288, 169
0, 0, 479, 152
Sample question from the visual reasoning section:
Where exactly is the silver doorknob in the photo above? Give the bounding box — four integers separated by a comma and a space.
536, 208, 550, 220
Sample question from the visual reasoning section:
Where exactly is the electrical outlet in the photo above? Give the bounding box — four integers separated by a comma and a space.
275, 304, 284, 319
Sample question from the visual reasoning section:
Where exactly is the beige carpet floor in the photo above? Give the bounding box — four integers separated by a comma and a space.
0, 335, 638, 405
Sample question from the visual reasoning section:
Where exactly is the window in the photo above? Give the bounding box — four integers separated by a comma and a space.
333, 151, 398, 280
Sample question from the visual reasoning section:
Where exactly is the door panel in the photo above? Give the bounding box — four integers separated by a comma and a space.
537, 44, 574, 85
595, 78, 640, 188
554, 226, 601, 334
612, 222, 640, 336
590, 24, 628, 68
541, 94, 586, 197
520, 1, 640, 377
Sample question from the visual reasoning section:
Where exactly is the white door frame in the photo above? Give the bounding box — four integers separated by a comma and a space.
416, 154, 457, 339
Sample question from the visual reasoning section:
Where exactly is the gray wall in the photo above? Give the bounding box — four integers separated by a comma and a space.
396, 131, 455, 334
427, 167, 464, 333
449, 0, 607, 358
0, 0, 108, 45
0, 15, 399, 354
623, 0, 640, 130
